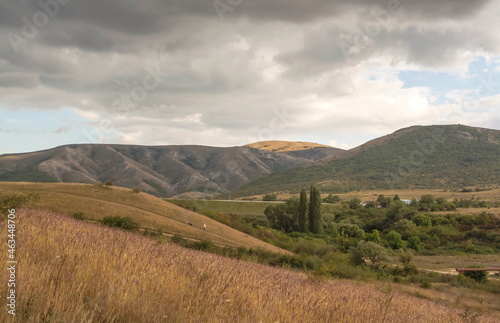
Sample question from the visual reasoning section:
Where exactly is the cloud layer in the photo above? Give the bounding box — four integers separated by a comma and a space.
0, 0, 499, 153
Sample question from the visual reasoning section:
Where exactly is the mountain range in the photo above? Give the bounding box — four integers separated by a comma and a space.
1, 124, 498, 197
0, 143, 341, 197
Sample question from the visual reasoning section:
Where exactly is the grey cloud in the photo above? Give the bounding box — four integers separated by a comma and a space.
40, 24, 115, 52
0, 72, 40, 88
0, 0, 499, 151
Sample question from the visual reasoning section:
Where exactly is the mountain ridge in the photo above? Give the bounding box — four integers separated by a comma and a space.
236, 124, 500, 195
0, 143, 342, 197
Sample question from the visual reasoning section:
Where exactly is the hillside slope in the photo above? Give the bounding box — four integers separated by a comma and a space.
237, 125, 500, 195
246, 140, 344, 161
0, 144, 318, 197
0, 182, 289, 253
2, 209, 496, 322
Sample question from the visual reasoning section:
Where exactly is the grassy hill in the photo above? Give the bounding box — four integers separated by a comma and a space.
236, 125, 500, 195
0, 182, 289, 253
246, 140, 333, 151
2, 208, 497, 322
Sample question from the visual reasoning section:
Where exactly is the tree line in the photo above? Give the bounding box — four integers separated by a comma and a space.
264, 185, 322, 234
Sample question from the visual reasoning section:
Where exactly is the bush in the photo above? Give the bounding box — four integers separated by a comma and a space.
190, 240, 214, 251
462, 266, 488, 283
171, 235, 187, 244
263, 193, 278, 201
398, 249, 414, 266
132, 188, 141, 193
72, 212, 85, 220
101, 216, 139, 230
0, 193, 39, 214
412, 214, 432, 227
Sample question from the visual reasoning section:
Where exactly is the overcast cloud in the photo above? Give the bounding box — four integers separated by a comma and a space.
1, 0, 499, 154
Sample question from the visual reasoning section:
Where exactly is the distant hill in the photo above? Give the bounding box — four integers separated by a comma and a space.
246, 141, 344, 161
246, 140, 332, 151
0, 144, 324, 197
0, 182, 289, 253
236, 125, 500, 195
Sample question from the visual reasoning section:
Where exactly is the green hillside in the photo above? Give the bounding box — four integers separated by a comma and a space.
236, 125, 500, 195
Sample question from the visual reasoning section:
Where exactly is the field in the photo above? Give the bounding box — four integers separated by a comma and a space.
243, 188, 500, 203
1, 209, 498, 322
168, 199, 338, 218
410, 254, 500, 275
167, 199, 278, 217
0, 182, 288, 253
245, 140, 332, 151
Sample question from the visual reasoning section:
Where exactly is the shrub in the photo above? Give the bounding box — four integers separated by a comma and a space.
398, 249, 413, 266
412, 214, 432, 227
132, 188, 141, 193
462, 266, 488, 283
263, 193, 278, 201
105, 181, 113, 186
171, 235, 187, 244
101, 216, 139, 230
0, 193, 39, 214
72, 212, 85, 220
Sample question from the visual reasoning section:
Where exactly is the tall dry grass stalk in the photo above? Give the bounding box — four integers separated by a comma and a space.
1, 209, 497, 322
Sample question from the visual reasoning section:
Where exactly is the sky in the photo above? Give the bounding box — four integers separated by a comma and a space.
1, 0, 500, 154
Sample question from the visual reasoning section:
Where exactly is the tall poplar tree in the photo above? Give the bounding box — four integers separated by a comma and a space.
309, 185, 321, 233
298, 188, 308, 232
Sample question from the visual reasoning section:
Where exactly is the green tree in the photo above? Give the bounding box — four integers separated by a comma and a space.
349, 198, 362, 210
365, 229, 382, 243
339, 222, 365, 239
264, 198, 299, 232
412, 214, 432, 227
351, 241, 388, 265
298, 188, 308, 232
323, 194, 341, 204
377, 194, 391, 208
385, 230, 404, 249
408, 235, 423, 251
308, 185, 322, 233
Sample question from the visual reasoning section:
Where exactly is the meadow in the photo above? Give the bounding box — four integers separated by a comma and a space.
1, 209, 498, 323
0, 182, 287, 253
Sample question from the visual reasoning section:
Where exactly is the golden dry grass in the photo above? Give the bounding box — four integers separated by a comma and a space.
1, 209, 498, 323
0, 182, 289, 254
245, 140, 331, 152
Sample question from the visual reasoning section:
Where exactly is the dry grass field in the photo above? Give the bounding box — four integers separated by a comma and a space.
410, 254, 500, 274
1, 209, 498, 323
245, 140, 332, 152
0, 182, 288, 253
